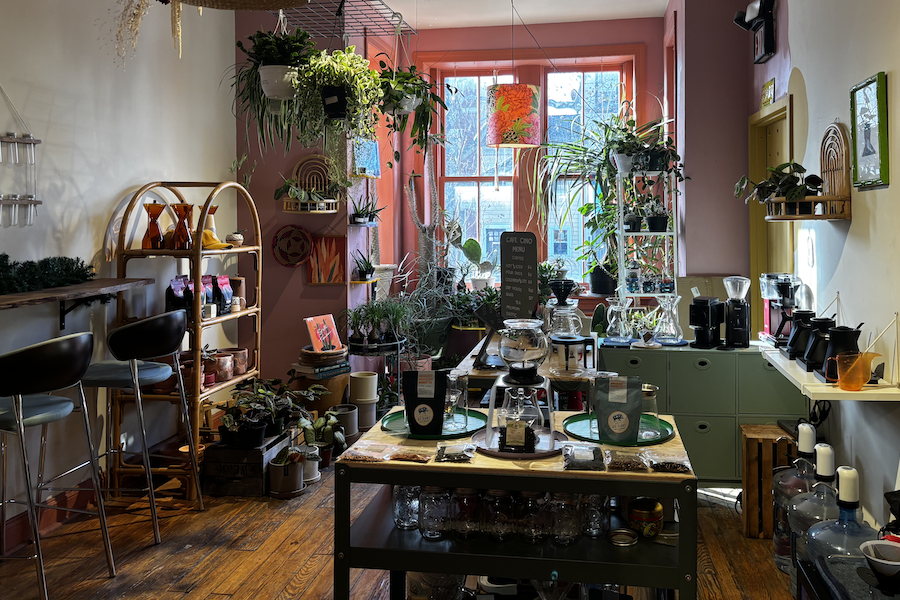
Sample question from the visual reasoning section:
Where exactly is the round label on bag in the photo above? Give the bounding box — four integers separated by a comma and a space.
608, 411, 630, 434
413, 404, 434, 427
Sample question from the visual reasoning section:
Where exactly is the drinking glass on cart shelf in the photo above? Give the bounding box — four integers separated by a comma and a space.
443, 370, 468, 431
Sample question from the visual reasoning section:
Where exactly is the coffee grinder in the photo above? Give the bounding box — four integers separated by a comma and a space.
768, 274, 802, 347
689, 296, 725, 349
722, 276, 751, 349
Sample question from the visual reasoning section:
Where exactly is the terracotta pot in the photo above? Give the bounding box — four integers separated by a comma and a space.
219, 347, 249, 376
213, 352, 234, 382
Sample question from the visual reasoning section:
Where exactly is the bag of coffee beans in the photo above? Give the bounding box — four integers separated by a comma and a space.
592, 376, 642, 444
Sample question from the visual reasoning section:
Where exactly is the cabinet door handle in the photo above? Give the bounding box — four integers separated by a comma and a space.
627, 357, 642, 368
695, 358, 711, 371
695, 421, 711, 434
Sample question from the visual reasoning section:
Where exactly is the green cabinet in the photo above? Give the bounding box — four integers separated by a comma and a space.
598, 343, 807, 483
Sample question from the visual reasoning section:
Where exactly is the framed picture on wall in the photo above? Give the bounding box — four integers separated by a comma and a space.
307, 235, 346, 285
850, 72, 889, 187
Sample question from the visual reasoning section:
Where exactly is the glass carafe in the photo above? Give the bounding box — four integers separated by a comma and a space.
204, 204, 219, 237
606, 296, 634, 343
171, 203, 194, 250
654, 295, 684, 344
498, 319, 550, 371
499, 387, 543, 453
142, 202, 166, 250
548, 300, 582, 338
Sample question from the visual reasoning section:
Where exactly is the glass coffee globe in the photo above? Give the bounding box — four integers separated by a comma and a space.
499, 319, 550, 371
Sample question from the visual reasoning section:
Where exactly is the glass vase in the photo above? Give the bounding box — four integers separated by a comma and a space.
142, 202, 165, 250
171, 203, 194, 250
654, 295, 684, 344
606, 296, 634, 343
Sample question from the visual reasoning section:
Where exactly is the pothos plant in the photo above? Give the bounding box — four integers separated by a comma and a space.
376, 58, 453, 167
293, 47, 382, 147
734, 161, 823, 204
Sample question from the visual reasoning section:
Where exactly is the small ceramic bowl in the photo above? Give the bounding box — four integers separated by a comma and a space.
861, 539, 900, 584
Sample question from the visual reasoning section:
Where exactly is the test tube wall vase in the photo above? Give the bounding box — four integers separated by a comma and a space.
171, 203, 194, 250
142, 202, 166, 250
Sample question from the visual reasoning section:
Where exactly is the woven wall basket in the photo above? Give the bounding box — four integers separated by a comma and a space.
180, 0, 309, 9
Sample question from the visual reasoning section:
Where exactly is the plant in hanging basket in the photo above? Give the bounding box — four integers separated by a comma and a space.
233, 27, 316, 153
375, 58, 454, 168
293, 47, 382, 147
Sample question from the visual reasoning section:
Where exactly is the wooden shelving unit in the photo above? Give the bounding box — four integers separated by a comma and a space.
113, 181, 263, 495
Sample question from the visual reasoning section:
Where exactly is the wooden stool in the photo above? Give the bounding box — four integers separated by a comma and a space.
741, 423, 797, 538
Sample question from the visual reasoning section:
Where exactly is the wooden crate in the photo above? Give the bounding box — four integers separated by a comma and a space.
202, 428, 298, 497
741, 424, 797, 538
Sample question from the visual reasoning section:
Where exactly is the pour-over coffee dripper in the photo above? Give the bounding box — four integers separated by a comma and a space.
548, 279, 576, 305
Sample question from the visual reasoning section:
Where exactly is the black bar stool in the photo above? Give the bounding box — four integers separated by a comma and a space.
81, 309, 204, 546
0, 332, 116, 600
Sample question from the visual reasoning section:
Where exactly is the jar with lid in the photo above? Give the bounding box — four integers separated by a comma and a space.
392, 485, 420, 530
549, 492, 581, 545
516, 490, 548, 543
483, 489, 516, 542
627, 497, 664, 538
450, 488, 481, 540
625, 260, 641, 293
581, 494, 610, 538
418, 486, 450, 540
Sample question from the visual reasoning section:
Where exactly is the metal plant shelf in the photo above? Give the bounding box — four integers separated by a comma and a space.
276, 0, 416, 38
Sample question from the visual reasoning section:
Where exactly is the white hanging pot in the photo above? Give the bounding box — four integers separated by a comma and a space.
258, 65, 298, 100
612, 153, 634, 175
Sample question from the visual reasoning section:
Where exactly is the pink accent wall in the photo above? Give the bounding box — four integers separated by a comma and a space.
749, 0, 791, 114
235, 11, 351, 380
667, 0, 752, 276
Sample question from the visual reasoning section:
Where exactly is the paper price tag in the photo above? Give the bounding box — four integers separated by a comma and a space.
609, 377, 628, 404
417, 371, 435, 398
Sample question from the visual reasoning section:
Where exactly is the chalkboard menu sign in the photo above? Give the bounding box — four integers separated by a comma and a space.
500, 231, 538, 319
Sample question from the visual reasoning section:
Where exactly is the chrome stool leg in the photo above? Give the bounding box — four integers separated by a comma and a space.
173, 354, 204, 511
76, 382, 116, 577
129, 361, 161, 545
13, 395, 48, 600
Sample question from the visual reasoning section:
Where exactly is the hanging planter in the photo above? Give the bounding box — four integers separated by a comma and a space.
258, 65, 298, 100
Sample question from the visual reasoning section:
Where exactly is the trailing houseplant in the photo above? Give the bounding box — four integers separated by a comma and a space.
293, 47, 382, 147
376, 59, 452, 167
734, 161, 823, 215
274, 176, 342, 208
233, 27, 316, 153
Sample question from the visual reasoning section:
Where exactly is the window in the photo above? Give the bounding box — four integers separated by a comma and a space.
545, 69, 622, 280
443, 73, 514, 279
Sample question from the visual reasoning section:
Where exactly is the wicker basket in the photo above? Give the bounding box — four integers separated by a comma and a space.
180, 0, 309, 9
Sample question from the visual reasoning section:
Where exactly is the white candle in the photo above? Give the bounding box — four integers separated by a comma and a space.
797, 422, 816, 454
836, 466, 860, 503
814, 443, 834, 477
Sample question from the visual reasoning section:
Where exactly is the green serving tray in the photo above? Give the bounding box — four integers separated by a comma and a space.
562, 413, 676, 446
380, 408, 487, 440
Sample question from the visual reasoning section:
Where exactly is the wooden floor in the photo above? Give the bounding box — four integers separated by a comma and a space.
0, 470, 793, 600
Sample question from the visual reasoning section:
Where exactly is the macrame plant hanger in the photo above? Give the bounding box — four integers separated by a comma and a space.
0, 82, 42, 227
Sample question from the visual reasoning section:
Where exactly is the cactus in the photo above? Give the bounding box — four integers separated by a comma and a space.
591, 303, 608, 336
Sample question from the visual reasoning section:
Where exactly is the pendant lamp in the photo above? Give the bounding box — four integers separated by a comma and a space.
486, 83, 541, 148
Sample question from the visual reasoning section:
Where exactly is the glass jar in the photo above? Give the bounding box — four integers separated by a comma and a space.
443, 371, 467, 432
6, 132, 18, 164
392, 485, 420, 530
516, 490, 548, 544
22, 133, 35, 165
581, 494, 610, 538
549, 492, 581, 545
625, 261, 641, 293
171, 203, 194, 250
654, 295, 684, 344
606, 296, 634, 343
484, 489, 516, 542
450, 488, 481, 540
418, 486, 450, 540
142, 202, 166, 250
498, 319, 549, 371
642, 276, 657, 293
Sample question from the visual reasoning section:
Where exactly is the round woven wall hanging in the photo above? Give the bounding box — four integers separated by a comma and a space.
272, 224, 313, 267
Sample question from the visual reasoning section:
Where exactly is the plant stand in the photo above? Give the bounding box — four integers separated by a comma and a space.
203, 428, 295, 497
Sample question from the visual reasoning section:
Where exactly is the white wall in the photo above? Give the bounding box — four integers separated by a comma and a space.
789, 0, 900, 524
0, 2, 236, 501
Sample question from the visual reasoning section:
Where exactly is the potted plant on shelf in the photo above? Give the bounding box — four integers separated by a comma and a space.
376, 59, 453, 167
293, 47, 382, 147
353, 250, 375, 281
298, 410, 347, 469
233, 27, 316, 153
446, 226, 495, 290
644, 200, 669, 232
734, 161, 823, 215
274, 176, 342, 210
623, 208, 643, 232
350, 197, 386, 223
219, 405, 268, 449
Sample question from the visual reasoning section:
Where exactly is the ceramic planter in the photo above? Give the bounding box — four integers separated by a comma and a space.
589, 269, 616, 295
612, 153, 634, 175
258, 65, 298, 100
300, 444, 321, 484
218, 347, 249, 376
268, 458, 305, 499
470, 276, 495, 291
624, 217, 643, 232
331, 403, 359, 437
316, 443, 335, 469
352, 397, 378, 430
350, 371, 378, 401
213, 352, 234, 382
645, 215, 668, 232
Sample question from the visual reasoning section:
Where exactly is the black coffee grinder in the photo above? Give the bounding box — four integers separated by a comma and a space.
689, 296, 725, 349
722, 276, 751, 348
